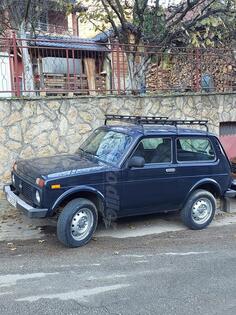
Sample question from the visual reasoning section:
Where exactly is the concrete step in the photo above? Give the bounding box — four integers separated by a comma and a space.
221, 198, 236, 213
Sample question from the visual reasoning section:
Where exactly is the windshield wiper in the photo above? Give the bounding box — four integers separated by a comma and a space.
83, 150, 99, 158
79, 149, 111, 164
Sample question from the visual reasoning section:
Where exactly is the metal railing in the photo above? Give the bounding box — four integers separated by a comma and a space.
0, 35, 235, 97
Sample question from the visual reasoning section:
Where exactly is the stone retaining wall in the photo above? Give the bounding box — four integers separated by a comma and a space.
0, 93, 235, 188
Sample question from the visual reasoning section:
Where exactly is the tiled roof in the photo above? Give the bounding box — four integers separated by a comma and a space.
28, 34, 109, 52
92, 29, 114, 42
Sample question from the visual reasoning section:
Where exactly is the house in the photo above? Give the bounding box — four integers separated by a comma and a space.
0, 1, 110, 96
0, 1, 235, 96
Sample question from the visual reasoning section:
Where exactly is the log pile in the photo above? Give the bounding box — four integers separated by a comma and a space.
146, 64, 170, 92
146, 50, 235, 93
168, 52, 194, 92
169, 51, 235, 92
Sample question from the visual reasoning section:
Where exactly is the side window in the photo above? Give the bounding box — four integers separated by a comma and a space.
177, 138, 215, 162
132, 137, 172, 164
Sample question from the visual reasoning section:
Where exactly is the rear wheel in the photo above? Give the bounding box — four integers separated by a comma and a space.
180, 189, 216, 230
57, 198, 98, 248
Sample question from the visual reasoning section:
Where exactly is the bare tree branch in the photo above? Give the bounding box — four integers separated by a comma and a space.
101, 0, 121, 40
184, 6, 236, 31
24, 0, 32, 23
114, 0, 126, 21
166, 2, 185, 23
106, 0, 126, 28
167, 0, 205, 29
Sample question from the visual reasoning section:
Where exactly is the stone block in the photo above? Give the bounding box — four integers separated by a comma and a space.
221, 198, 236, 213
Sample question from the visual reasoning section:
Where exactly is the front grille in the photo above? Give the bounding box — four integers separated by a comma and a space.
14, 174, 35, 204
22, 181, 34, 201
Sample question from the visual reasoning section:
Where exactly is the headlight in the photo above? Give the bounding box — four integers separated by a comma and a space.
36, 178, 45, 188
12, 174, 15, 185
13, 162, 17, 172
35, 190, 41, 204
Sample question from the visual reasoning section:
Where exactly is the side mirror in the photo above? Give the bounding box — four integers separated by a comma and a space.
128, 156, 145, 168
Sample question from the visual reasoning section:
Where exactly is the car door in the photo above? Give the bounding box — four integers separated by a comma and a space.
120, 136, 179, 216
173, 136, 219, 205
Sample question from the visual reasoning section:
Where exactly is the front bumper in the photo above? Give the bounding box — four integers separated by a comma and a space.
3, 185, 48, 218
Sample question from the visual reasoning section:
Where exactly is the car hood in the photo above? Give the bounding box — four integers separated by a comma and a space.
16, 153, 108, 181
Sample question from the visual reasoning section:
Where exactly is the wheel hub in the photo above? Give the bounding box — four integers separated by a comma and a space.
191, 198, 213, 224
70, 208, 93, 241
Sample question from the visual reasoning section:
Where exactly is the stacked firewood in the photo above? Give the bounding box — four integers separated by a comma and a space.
146, 64, 170, 92
146, 50, 235, 93
168, 52, 194, 92
169, 51, 235, 92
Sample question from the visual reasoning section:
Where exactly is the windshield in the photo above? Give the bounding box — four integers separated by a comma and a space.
79, 129, 132, 165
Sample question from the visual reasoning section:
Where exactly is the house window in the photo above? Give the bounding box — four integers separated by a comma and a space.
37, 12, 48, 31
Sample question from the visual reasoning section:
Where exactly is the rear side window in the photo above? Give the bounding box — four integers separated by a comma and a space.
177, 138, 215, 162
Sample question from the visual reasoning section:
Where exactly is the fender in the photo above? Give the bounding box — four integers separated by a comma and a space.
51, 185, 105, 213
182, 178, 222, 208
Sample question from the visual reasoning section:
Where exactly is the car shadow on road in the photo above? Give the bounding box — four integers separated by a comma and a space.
40, 210, 184, 240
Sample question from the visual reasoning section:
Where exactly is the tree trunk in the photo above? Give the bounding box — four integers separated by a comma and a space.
126, 48, 150, 94
19, 23, 35, 96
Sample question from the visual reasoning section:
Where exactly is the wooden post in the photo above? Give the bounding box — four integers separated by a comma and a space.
84, 58, 96, 95
72, 13, 79, 36
116, 42, 121, 95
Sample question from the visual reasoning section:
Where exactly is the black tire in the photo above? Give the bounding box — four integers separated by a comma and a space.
57, 198, 98, 248
180, 189, 216, 230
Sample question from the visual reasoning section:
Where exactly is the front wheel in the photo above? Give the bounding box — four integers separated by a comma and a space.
180, 189, 216, 230
57, 198, 98, 248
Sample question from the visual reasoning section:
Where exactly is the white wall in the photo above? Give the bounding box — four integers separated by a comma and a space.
0, 53, 12, 98
42, 57, 82, 74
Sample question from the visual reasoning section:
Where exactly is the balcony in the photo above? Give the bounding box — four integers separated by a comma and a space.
33, 22, 74, 37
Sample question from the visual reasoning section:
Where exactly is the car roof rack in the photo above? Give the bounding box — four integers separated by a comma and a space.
104, 114, 168, 125
159, 119, 209, 132
104, 115, 208, 132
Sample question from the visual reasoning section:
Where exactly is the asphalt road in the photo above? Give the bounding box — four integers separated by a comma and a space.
1, 224, 236, 315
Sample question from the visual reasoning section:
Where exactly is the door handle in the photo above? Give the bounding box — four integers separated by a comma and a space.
165, 168, 176, 173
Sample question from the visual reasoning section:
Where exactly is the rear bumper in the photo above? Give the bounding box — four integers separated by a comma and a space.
3, 184, 48, 218
232, 179, 236, 187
